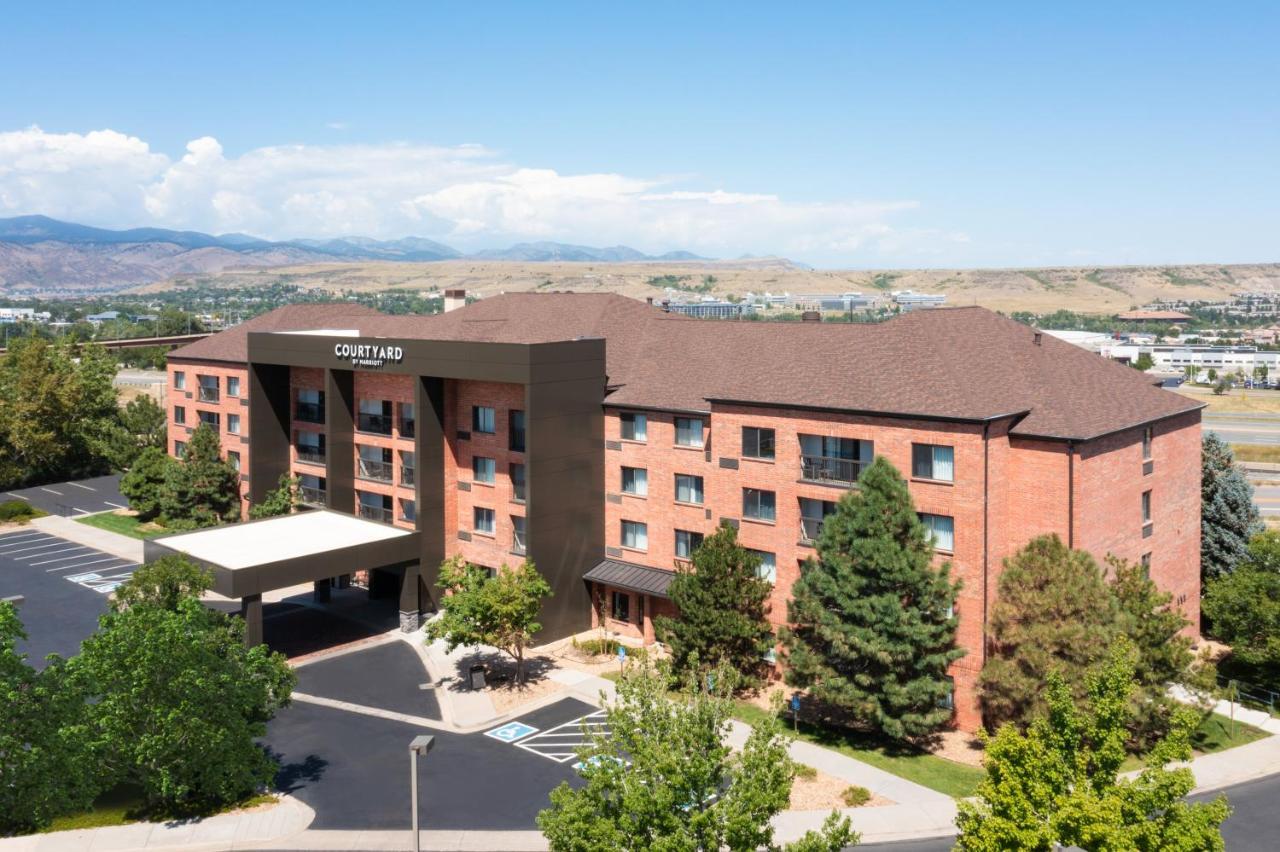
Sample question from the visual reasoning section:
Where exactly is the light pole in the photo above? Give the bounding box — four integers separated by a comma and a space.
409, 734, 434, 852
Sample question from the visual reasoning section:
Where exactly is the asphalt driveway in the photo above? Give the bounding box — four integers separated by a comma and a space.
4, 473, 126, 516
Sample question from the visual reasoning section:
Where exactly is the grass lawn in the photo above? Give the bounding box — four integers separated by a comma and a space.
1176, 385, 1280, 415
1229, 443, 1280, 464
76, 512, 167, 540
1117, 712, 1268, 772
39, 787, 276, 835
731, 701, 986, 798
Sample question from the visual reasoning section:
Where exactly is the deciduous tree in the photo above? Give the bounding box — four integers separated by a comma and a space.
979, 535, 1118, 730
957, 641, 1230, 851
782, 457, 963, 741
249, 474, 299, 519
656, 522, 775, 687
1204, 530, 1280, 681
425, 557, 552, 684
1202, 433, 1263, 579
537, 661, 855, 852
111, 554, 214, 613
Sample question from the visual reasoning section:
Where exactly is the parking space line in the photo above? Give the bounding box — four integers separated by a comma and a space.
0, 531, 46, 544
40, 488, 63, 495
1, 541, 68, 555
4, 492, 29, 500
104, 501, 127, 509
29, 548, 94, 565
46, 556, 131, 573
513, 710, 610, 763
68, 482, 96, 491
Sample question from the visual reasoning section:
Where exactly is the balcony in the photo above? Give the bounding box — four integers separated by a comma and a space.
359, 504, 393, 524
295, 446, 325, 466
800, 455, 866, 487
356, 458, 394, 482
400, 419, 416, 439
357, 413, 393, 435
800, 517, 825, 544
401, 466, 415, 487
299, 486, 326, 504
296, 402, 324, 424
198, 387, 220, 403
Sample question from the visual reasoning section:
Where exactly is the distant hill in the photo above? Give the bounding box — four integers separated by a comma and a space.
0, 216, 713, 292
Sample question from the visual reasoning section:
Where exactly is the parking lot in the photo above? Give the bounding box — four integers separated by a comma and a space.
0, 527, 138, 664
3, 473, 127, 517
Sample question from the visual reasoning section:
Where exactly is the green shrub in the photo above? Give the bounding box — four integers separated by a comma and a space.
794, 762, 818, 781
572, 636, 647, 660
0, 500, 45, 523
841, 785, 872, 807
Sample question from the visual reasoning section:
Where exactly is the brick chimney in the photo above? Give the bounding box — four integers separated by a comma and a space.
443, 289, 467, 313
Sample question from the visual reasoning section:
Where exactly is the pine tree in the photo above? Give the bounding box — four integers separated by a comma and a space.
781, 457, 963, 741
162, 424, 241, 528
249, 474, 299, 519
655, 522, 775, 686
1202, 432, 1262, 579
119, 446, 179, 521
979, 534, 1118, 730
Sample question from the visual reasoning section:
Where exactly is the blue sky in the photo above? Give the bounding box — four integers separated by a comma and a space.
1, 1, 1276, 267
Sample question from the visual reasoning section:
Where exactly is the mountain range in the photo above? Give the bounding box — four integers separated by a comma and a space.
0, 215, 711, 291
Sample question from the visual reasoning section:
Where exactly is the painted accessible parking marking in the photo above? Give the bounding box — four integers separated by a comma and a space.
485, 722, 539, 743
514, 710, 610, 764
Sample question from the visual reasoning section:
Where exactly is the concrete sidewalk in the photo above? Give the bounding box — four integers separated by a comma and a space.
0, 796, 314, 852
28, 514, 143, 563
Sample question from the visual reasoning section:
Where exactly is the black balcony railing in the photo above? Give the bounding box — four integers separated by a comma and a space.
296, 447, 325, 465
359, 504, 393, 524
296, 402, 324, 423
300, 486, 326, 504
800, 517, 825, 543
357, 413, 393, 435
198, 387, 220, 403
356, 458, 393, 482
800, 455, 866, 487
401, 466, 415, 487
400, 419, 416, 438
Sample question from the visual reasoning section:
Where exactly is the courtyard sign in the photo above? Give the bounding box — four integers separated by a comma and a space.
334, 342, 404, 370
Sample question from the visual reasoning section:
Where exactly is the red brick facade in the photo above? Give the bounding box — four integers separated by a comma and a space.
167, 351, 1202, 733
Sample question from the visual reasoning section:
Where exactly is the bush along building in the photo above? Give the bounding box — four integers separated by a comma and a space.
163, 292, 1203, 730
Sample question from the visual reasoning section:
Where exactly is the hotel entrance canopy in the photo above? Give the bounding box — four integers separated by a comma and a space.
144, 510, 421, 644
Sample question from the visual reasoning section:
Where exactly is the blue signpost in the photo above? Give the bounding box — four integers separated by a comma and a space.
790, 695, 801, 731
617, 644, 627, 675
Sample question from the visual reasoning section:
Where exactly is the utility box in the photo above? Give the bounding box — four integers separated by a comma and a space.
469, 664, 487, 690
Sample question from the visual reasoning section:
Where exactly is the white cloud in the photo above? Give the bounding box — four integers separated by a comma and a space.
0, 125, 954, 263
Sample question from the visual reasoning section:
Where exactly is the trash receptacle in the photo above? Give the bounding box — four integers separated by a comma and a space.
469, 664, 487, 690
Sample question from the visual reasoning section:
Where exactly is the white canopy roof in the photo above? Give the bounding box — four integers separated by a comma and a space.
156, 510, 411, 571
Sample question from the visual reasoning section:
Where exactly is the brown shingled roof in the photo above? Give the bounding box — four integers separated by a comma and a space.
175, 294, 1201, 442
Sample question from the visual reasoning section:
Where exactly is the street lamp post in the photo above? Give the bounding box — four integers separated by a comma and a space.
409, 734, 434, 852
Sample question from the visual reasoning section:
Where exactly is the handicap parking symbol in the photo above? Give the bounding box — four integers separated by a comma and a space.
485, 722, 538, 743
66, 572, 102, 583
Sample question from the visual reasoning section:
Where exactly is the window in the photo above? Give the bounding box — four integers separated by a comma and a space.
912, 444, 954, 482
474, 506, 495, 535
226, 450, 240, 472
1142, 426, 1153, 461
743, 487, 777, 522
511, 463, 526, 502
675, 474, 704, 504
747, 550, 777, 584
357, 445, 393, 481
197, 374, 219, 403
359, 491, 393, 523
621, 466, 648, 496
622, 520, 648, 551
940, 677, 955, 711
296, 431, 324, 463
358, 399, 393, 434
1142, 490, 1152, 525
675, 417, 704, 447
675, 530, 704, 559
400, 451, 415, 486
173, 405, 186, 425
472, 406, 496, 434
401, 499, 417, 523
611, 591, 631, 622
173, 371, 186, 390
620, 412, 647, 442
510, 410, 526, 452
1140, 552, 1152, 578
742, 426, 775, 460
227, 413, 241, 435
800, 498, 836, 542
400, 402, 415, 438
799, 435, 872, 484
299, 474, 325, 503
174, 440, 187, 458
512, 515, 526, 554
227, 376, 240, 397
919, 513, 955, 552
197, 410, 220, 429
473, 456, 496, 484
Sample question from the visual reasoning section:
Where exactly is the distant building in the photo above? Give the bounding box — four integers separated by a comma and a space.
663, 299, 758, 319
1042, 329, 1114, 354
891, 290, 946, 310
1116, 310, 1194, 323
1110, 342, 1280, 376
86, 310, 121, 324
0, 307, 46, 324
790, 292, 875, 312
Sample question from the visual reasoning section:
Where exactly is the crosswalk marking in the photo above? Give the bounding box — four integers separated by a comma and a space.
513, 710, 610, 763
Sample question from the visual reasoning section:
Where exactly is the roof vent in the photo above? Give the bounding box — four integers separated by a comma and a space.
443, 289, 467, 313
646, 297, 654, 306
1033, 331, 1043, 346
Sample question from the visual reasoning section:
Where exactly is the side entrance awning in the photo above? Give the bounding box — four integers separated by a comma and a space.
583, 558, 675, 599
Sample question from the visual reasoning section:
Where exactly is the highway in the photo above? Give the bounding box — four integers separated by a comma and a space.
1205, 416, 1280, 447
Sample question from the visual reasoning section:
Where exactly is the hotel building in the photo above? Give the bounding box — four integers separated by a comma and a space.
163, 293, 1203, 730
